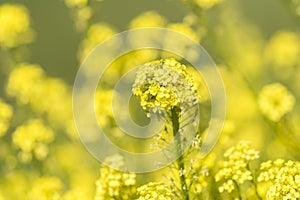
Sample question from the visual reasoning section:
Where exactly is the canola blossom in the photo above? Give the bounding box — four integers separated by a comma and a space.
258, 83, 295, 122
0, 0, 299, 199
132, 58, 198, 115
0, 4, 33, 48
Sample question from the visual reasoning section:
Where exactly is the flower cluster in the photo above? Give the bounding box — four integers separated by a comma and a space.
63, 188, 89, 200
258, 160, 300, 199
12, 119, 54, 162
135, 182, 175, 200
264, 31, 300, 68
258, 83, 295, 122
7, 63, 75, 138
64, 0, 91, 31
257, 159, 285, 182
28, 176, 63, 200
132, 58, 197, 116
215, 141, 259, 193
167, 23, 200, 42
95, 89, 113, 127
129, 11, 166, 28
0, 3, 33, 48
78, 23, 116, 62
95, 155, 136, 200
0, 99, 13, 137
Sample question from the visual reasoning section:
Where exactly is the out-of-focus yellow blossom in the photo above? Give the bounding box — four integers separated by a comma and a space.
194, 0, 222, 9
120, 50, 159, 74
63, 188, 90, 200
65, 0, 88, 8
0, 4, 33, 48
0, 99, 13, 137
95, 89, 113, 127
264, 31, 300, 79
78, 23, 116, 62
72, 7, 92, 31
7, 63, 75, 138
258, 83, 295, 122
128, 11, 166, 49
129, 11, 166, 29
0, 190, 4, 200
37, 78, 72, 124
7, 64, 72, 123
167, 23, 200, 42
135, 182, 175, 200
7, 63, 45, 104
28, 177, 63, 200
258, 160, 300, 199
264, 31, 300, 67
95, 155, 136, 200
12, 119, 54, 162
132, 58, 197, 115
215, 141, 259, 193
164, 23, 200, 61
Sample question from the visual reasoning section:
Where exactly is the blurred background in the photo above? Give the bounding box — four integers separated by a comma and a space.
0, 0, 299, 199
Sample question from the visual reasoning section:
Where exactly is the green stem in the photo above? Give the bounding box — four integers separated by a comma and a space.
233, 180, 242, 200
251, 179, 262, 200
171, 107, 189, 200
246, 164, 262, 200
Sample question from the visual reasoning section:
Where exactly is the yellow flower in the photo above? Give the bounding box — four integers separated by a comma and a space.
78, 23, 116, 62
215, 141, 259, 193
258, 83, 295, 122
0, 190, 4, 200
0, 99, 13, 137
0, 4, 33, 48
7, 63, 75, 138
264, 31, 300, 68
12, 119, 54, 162
194, 0, 223, 9
28, 177, 63, 200
95, 155, 136, 200
132, 58, 197, 115
95, 89, 113, 127
167, 23, 200, 42
135, 182, 175, 200
129, 11, 166, 28
258, 160, 300, 199
7, 63, 45, 104
264, 31, 300, 79
63, 188, 90, 200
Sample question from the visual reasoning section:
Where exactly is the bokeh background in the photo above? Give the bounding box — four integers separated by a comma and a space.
0, 0, 300, 199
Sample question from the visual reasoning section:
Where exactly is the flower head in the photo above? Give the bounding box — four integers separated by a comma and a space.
258, 160, 300, 199
215, 141, 259, 193
12, 119, 54, 162
135, 182, 175, 200
264, 31, 300, 68
132, 58, 197, 116
0, 4, 33, 48
95, 155, 136, 200
258, 83, 295, 122
129, 11, 166, 29
0, 99, 13, 137
78, 23, 116, 62
28, 176, 63, 200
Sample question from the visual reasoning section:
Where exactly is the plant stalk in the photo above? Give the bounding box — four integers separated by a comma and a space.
171, 106, 189, 200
